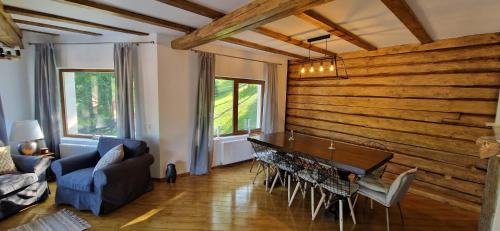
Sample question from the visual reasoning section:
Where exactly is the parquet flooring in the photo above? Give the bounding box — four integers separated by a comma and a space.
0, 162, 479, 230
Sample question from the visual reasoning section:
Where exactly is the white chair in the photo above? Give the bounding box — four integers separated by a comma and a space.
356, 168, 418, 231
268, 153, 303, 205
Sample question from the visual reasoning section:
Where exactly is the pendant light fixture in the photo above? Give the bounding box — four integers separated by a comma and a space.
297, 34, 349, 80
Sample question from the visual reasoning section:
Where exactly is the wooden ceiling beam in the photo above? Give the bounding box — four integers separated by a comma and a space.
296, 10, 377, 51
13, 19, 101, 36
222, 37, 307, 59
171, 0, 334, 50
21, 29, 59, 36
4, 5, 148, 36
252, 27, 336, 56
380, 0, 433, 44
155, 0, 225, 20
0, 2, 22, 48
158, 0, 335, 57
60, 0, 195, 33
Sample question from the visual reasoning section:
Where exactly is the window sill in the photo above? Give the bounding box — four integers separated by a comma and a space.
61, 137, 99, 146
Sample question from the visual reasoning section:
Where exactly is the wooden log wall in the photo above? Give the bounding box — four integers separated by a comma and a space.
285, 32, 500, 212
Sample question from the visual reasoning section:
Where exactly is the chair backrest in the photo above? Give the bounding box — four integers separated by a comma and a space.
386, 168, 418, 206
98, 137, 148, 159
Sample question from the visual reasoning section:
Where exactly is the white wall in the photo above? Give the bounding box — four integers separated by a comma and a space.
0, 32, 54, 140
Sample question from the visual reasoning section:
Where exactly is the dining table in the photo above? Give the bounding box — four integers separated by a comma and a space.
247, 131, 393, 176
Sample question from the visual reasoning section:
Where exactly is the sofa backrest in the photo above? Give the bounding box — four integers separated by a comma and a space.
97, 137, 148, 159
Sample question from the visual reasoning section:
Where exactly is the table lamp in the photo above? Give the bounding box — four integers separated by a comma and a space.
10, 120, 44, 155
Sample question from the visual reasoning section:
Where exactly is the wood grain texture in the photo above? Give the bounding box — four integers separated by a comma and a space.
155, 0, 225, 19
380, 0, 433, 43
0, 1, 22, 48
296, 10, 376, 50
0, 162, 479, 230
171, 0, 333, 49
61, 0, 195, 33
13, 19, 101, 36
4, 5, 148, 36
222, 37, 307, 59
286, 33, 500, 211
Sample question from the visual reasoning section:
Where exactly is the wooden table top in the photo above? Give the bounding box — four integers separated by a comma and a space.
248, 132, 393, 175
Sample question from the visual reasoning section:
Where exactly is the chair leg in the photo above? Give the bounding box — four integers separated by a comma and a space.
347, 197, 357, 224
310, 186, 314, 219
265, 166, 269, 192
312, 190, 326, 221
397, 203, 405, 226
287, 174, 291, 203
252, 163, 262, 184
353, 194, 359, 208
288, 181, 301, 207
370, 199, 374, 210
385, 207, 390, 231
269, 169, 280, 194
249, 157, 256, 172
339, 199, 344, 231
301, 182, 308, 199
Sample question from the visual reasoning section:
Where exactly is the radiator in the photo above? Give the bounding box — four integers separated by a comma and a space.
59, 143, 97, 158
214, 136, 253, 166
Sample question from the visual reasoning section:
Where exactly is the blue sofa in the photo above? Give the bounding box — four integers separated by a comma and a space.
0, 154, 50, 219
51, 137, 154, 215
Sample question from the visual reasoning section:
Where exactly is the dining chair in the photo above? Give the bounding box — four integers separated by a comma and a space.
356, 168, 418, 231
249, 142, 276, 191
313, 166, 359, 231
358, 140, 389, 209
268, 152, 304, 203
288, 156, 323, 208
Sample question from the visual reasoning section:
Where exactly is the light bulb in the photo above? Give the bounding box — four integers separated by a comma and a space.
329, 64, 334, 71
300, 67, 305, 74
319, 65, 324, 72
309, 66, 314, 73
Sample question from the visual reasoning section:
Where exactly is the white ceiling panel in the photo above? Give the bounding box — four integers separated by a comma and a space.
190, 0, 250, 14
407, 0, 500, 40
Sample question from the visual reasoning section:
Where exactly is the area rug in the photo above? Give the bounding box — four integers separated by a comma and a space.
8, 208, 91, 231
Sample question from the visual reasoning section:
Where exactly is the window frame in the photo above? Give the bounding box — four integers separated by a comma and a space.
59, 68, 116, 139
215, 76, 265, 136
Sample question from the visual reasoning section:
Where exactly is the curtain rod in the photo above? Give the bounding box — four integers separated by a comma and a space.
28, 41, 155, 45
191, 49, 283, 66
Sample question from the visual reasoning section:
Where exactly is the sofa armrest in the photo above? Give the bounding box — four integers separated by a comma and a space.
51, 151, 100, 177
11, 154, 50, 177
94, 153, 154, 188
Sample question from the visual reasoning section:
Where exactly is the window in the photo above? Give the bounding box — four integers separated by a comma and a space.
214, 77, 264, 136
60, 69, 117, 138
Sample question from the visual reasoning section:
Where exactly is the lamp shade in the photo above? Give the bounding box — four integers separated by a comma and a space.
9, 120, 44, 142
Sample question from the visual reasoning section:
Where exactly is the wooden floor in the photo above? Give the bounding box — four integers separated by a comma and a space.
1, 162, 479, 230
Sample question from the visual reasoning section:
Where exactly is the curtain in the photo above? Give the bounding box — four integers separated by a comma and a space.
34, 44, 61, 155
0, 95, 7, 145
114, 43, 138, 139
190, 52, 215, 175
262, 63, 279, 134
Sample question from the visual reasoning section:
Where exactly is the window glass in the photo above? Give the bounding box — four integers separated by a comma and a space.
214, 79, 234, 135
61, 70, 117, 137
237, 83, 262, 131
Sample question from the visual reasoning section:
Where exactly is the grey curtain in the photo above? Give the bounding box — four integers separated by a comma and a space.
0, 95, 7, 145
262, 63, 279, 134
190, 52, 215, 175
114, 43, 138, 139
34, 44, 61, 155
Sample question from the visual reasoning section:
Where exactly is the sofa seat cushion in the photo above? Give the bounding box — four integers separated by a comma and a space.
58, 167, 94, 192
0, 173, 38, 196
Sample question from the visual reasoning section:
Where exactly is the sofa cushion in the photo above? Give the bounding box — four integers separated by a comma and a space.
93, 144, 124, 176
58, 167, 94, 192
0, 146, 17, 175
97, 137, 147, 159
0, 173, 38, 196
